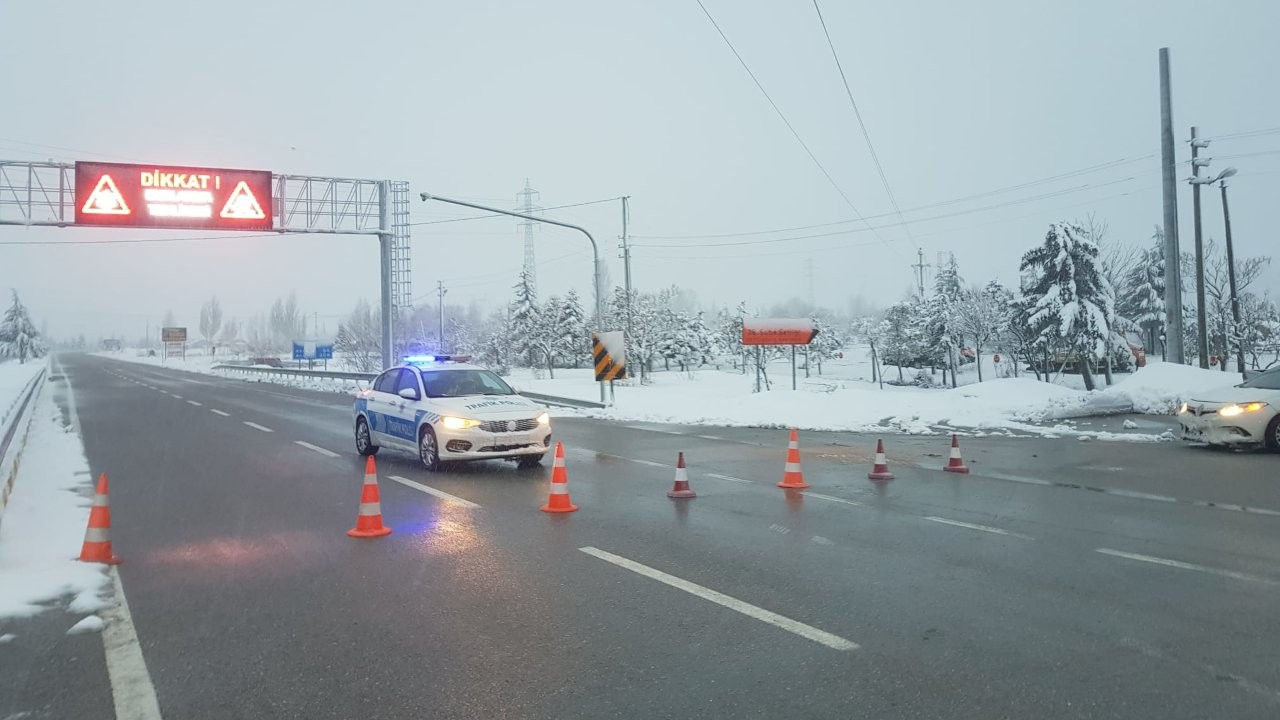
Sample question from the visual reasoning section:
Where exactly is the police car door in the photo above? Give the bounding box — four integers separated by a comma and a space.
366, 369, 405, 446
384, 368, 424, 444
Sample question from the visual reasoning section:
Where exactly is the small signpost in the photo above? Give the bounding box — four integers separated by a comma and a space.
741, 319, 819, 392
592, 331, 627, 405
161, 327, 187, 360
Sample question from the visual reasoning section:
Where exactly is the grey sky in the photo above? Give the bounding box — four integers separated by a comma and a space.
2, 0, 1278, 339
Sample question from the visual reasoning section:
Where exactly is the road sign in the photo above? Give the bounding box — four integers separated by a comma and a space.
292, 341, 334, 360
592, 331, 627, 381
75, 161, 273, 231
161, 327, 187, 342
741, 319, 819, 346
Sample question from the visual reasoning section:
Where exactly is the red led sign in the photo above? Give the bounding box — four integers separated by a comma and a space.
74, 161, 273, 231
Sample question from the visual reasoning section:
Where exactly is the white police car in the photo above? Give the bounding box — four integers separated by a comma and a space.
353, 356, 552, 471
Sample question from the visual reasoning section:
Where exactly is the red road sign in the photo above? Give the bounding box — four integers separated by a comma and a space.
741, 318, 819, 346
74, 161, 273, 231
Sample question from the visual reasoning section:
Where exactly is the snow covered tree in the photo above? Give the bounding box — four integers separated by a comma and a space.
1182, 239, 1270, 372
446, 316, 477, 356
0, 290, 45, 364
268, 293, 304, 352
508, 271, 540, 368
552, 290, 589, 368
807, 316, 843, 374
199, 296, 223, 352
950, 283, 1006, 381
1020, 222, 1115, 391
880, 301, 921, 382
713, 302, 748, 371
333, 299, 381, 373
923, 255, 964, 387
1117, 226, 1166, 358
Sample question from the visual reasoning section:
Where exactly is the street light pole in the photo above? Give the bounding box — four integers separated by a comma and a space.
1189, 127, 1211, 368
419, 192, 607, 403
1220, 177, 1245, 375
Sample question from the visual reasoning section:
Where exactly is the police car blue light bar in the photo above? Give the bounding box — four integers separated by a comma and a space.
402, 354, 472, 365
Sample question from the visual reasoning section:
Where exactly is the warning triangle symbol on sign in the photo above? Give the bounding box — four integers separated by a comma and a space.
81, 174, 131, 215
219, 181, 267, 220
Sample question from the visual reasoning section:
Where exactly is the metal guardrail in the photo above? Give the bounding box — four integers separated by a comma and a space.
1, 364, 48, 526
212, 365, 606, 409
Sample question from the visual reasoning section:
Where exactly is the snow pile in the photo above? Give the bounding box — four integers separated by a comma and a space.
0, 394, 109, 620
1096, 362, 1244, 414
0, 359, 45, 438
66, 614, 104, 634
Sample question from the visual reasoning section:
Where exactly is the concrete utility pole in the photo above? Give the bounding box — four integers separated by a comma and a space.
619, 195, 633, 348
911, 248, 930, 297
1189, 126, 1211, 368
1158, 48, 1185, 365
1219, 175, 1245, 374
437, 280, 447, 352
421, 192, 607, 403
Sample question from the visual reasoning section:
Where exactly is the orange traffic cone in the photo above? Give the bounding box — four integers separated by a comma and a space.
667, 452, 697, 499
778, 428, 810, 489
78, 473, 121, 565
347, 456, 392, 537
943, 434, 970, 474
868, 439, 894, 481
540, 442, 579, 513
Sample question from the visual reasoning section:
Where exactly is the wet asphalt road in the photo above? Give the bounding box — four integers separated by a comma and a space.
9, 353, 1280, 719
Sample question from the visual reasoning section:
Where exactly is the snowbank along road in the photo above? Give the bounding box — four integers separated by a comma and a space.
3, 352, 1279, 720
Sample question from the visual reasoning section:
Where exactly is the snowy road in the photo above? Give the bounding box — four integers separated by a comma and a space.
6, 353, 1280, 719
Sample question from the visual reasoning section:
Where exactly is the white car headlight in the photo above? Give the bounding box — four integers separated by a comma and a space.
536, 411, 550, 425
1218, 402, 1265, 418
441, 416, 481, 430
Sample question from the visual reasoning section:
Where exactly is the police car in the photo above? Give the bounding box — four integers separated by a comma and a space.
353, 355, 551, 471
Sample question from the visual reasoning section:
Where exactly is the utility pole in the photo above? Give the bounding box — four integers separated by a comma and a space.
517, 180, 541, 297
437, 280, 447, 352
1158, 48, 1185, 365
619, 195, 639, 381
1189, 126, 1211, 368
911, 248, 930, 297
1220, 179, 1245, 375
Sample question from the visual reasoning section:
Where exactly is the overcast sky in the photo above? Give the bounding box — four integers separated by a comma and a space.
2, 0, 1278, 340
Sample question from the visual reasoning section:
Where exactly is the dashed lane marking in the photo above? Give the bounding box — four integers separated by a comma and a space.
705, 472, 752, 484
802, 491, 865, 507
1095, 548, 1279, 586
186, 400, 202, 407
294, 441, 339, 458
169, 394, 182, 399
579, 546, 858, 651
388, 475, 481, 508
242, 421, 273, 433
210, 409, 231, 417
923, 516, 1033, 540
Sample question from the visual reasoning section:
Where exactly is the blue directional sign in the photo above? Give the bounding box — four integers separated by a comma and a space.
292, 341, 335, 360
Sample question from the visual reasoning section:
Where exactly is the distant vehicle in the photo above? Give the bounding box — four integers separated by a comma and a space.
1178, 366, 1280, 449
352, 355, 551, 471
251, 356, 285, 368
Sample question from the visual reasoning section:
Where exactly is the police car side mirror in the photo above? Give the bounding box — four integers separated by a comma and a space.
398, 387, 420, 400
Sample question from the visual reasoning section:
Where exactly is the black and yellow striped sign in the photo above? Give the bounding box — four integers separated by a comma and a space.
592, 331, 627, 381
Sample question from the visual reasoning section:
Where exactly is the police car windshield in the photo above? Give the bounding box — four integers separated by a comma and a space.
420, 369, 515, 398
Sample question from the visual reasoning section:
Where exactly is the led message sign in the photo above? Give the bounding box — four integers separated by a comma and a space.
75, 161, 273, 231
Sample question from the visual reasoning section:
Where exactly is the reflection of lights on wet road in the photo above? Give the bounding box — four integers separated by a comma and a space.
147, 531, 319, 573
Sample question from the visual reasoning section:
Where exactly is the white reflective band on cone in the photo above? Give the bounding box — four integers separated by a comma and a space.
788, 441, 798, 450
553, 458, 565, 468
874, 453, 886, 463
950, 448, 962, 458
674, 468, 688, 481
363, 475, 378, 485
358, 502, 382, 515
84, 527, 111, 542
784, 462, 802, 473
549, 483, 568, 494
92, 494, 110, 507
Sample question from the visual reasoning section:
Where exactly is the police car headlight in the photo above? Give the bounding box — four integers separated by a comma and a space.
536, 412, 550, 425
441, 416, 481, 430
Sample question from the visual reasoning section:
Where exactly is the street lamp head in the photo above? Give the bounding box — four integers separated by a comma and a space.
419, 192, 433, 201
1217, 167, 1238, 181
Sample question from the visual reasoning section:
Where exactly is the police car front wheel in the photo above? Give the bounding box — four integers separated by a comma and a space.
355, 418, 378, 457
419, 426, 442, 471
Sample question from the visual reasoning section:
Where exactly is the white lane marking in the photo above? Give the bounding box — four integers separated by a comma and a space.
169, 394, 182, 399
242, 421, 273, 433
768, 524, 791, 535
102, 566, 164, 720
811, 536, 834, 546
706, 472, 752, 484
579, 547, 858, 651
802, 491, 865, 507
696, 434, 724, 441
1096, 548, 1279, 586
388, 475, 481, 509
628, 458, 668, 468
294, 441, 339, 458
923, 516, 1033, 539
186, 400, 202, 407
209, 409, 231, 417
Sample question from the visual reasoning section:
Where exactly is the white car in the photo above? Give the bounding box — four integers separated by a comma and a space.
1178, 366, 1280, 450
353, 356, 552, 470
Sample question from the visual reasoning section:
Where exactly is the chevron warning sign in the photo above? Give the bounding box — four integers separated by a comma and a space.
592, 331, 627, 382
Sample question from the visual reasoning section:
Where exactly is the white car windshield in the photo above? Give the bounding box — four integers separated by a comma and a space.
1239, 369, 1280, 390
420, 369, 516, 398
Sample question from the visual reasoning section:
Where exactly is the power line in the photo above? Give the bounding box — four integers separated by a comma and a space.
693, 0, 886, 247
632, 154, 1154, 240
408, 196, 620, 226
812, 0, 913, 244
631, 175, 1139, 248
1203, 126, 1280, 142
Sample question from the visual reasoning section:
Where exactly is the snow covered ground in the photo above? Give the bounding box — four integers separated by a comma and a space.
94, 349, 1248, 441
0, 360, 46, 443
0, 374, 110, 625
